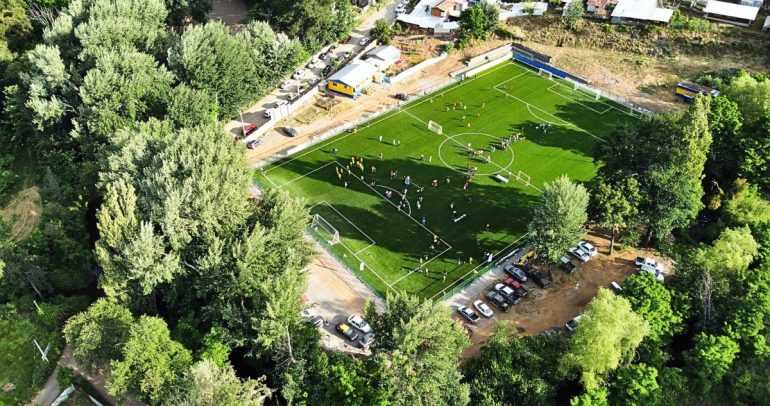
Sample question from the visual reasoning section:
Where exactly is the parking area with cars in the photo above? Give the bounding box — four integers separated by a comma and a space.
446, 233, 670, 360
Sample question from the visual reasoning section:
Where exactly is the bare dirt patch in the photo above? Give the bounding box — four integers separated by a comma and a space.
459, 231, 667, 361
1, 186, 42, 241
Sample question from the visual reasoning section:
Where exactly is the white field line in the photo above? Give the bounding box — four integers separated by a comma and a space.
389, 244, 453, 287
310, 200, 377, 255
269, 161, 336, 188
261, 62, 519, 175
427, 232, 530, 302
546, 83, 613, 115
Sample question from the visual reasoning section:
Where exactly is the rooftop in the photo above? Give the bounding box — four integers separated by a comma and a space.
611, 0, 673, 23
328, 62, 377, 88
703, 0, 760, 21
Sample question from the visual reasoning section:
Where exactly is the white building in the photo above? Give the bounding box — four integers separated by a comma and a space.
610, 0, 673, 25
365, 46, 402, 70
703, 0, 760, 27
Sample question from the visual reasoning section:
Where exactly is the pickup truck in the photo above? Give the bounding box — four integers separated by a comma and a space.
525, 268, 551, 289
635, 257, 664, 272
503, 277, 529, 298
560, 256, 577, 273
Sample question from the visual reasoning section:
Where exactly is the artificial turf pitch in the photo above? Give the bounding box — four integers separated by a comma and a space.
255, 61, 635, 300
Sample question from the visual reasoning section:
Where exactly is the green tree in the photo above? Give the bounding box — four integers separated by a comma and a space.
723, 180, 770, 227
571, 387, 608, 406
561, 289, 649, 390
591, 176, 641, 254
699, 226, 758, 273
108, 316, 193, 405
369, 19, 393, 45
365, 293, 470, 405
165, 0, 213, 25
479, 0, 500, 32
460, 6, 489, 40
464, 322, 567, 405
621, 272, 685, 342
685, 333, 739, 392
169, 360, 271, 406
705, 95, 743, 182
63, 299, 134, 372
563, 0, 585, 29
253, 0, 356, 52
610, 363, 660, 406
528, 175, 589, 271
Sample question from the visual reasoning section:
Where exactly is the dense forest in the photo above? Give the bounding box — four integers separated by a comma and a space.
1, 0, 770, 405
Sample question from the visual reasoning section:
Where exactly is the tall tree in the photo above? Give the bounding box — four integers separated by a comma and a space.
685, 333, 739, 392
254, 0, 356, 53
591, 176, 641, 254
460, 6, 489, 40
364, 293, 471, 405
108, 315, 193, 405
705, 95, 743, 182
563, 0, 584, 29
168, 360, 271, 406
621, 272, 685, 343
610, 363, 660, 406
63, 299, 134, 373
528, 175, 589, 271
560, 289, 649, 390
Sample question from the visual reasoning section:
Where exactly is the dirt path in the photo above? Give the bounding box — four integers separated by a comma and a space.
456, 231, 664, 361
29, 344, 145, 406
1, 186, 42, 241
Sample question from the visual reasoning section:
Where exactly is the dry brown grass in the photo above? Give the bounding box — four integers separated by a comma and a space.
0, 186, 42, 241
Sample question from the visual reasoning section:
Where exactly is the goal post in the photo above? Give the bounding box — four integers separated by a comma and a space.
311, 213, 340, 245
574, 82, 601, 101
537, 68, 553, 80
515, 170, 531, 187
428, 120, 443, 135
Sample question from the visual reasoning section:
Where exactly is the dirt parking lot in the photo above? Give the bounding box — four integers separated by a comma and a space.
457, 231, 667, 360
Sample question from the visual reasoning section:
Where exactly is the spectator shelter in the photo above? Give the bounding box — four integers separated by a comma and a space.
703, 0, 761, 27
326, 62, 379, 99
610, 0, 673, 25
675, 81, 720, 103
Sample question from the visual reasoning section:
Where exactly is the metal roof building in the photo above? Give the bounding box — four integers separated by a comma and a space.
703, 0, 760, 27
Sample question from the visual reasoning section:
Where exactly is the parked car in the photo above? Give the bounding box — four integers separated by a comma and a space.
343, 51, 352, 59
565, 315, 583, 332
359, 36, 370, 46
457, 305, 480, 324
263, 109, 273, 119
347, 315, 372, 333
284, 126, 298, 137
308, 76, 319, 85
358, 332, 375, 348
280, 79, 294, 90
309, 315, 324, 327
395, 92, 409, 101
300, 309, 314, 320
495, 283, 522, 305
485, 291, 511, 312
503, 277, 529, 297
640, 267, 665, 282
577, 240, 598, 257
336, 322, 359, 341
610, 281, 623, 293
503, 264, 527, 283
336, 54, 346, 63
288, 93, 299, 101
473, 299, 494, 318
329, 43, 339, 51
525, 268, 551, 289
569, 246, 590, 263
559, 256, 577, 273
635, 257, 664, 272
395, 5, 406, 14
246, 139, 261, 149
319, 52, 329, 60
322, 64, 333, 76
241, 122, 257, 137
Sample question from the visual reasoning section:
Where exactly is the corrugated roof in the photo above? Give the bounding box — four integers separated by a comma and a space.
611, 0, 673, 22
704, 0, 760, 21
328, 62, 377, 88
367, 46, 401, 62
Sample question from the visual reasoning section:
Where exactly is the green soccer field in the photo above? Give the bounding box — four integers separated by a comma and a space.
255, 61, 636, 300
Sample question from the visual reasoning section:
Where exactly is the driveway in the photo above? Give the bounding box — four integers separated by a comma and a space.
225, 1, 401, 140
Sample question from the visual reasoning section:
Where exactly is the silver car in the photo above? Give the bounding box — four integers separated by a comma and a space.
473, 299, 493, 318
347, 315, 372, 333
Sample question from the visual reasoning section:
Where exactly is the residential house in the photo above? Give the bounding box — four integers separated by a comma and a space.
365, 45, 402, 70
585, 0, 617, 19
430, 0, 467, 18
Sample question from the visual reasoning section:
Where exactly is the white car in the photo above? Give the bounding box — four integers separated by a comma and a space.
300, 309, 315, 320
347, 315, 372, 333
473, 300, 493, 318
635, 257, 664, 272
287, 93, 299, 101
457, 305, 480, 324
577, 240, 598, 257
395, 4, 406, 14
292, 69, 306, 79
280, 80, 294, 90
640, 266, 665, 282
359, 37, 370, 46
566, 315, 583, 332
569, 247, 590, 263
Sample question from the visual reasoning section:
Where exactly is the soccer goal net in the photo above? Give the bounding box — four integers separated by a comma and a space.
514, 170, 531, 187
428, 120, 443, 135
311, 214, 340, 245
574, 82, 601, 101
538, 68, 553, 80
